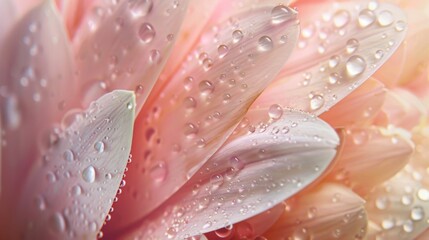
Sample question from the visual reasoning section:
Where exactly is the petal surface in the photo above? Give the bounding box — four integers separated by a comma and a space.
0, 0, 77, 206
263, 183, 368, 239
73, 0, 189, 109
0, 0, 16, 47
120, 109, 338, 239
326, 127, 413, 194
110, 3, 300, 233
7, 91, 135, 240
253, 0, 407, 115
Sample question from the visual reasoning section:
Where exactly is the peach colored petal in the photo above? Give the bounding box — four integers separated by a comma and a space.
1, 91, 135, 239
365, 165, 429, 240
55, 0, 96, 38
320, 78, 387, 128
0, 0, 77, 208
374, 88, 427, 130
252, 0, 407, 116
263, 183, 367, 239
73, 0, 189, 110
109, 4, 300, 234
116, 109, 338, 239
326, 127, 413, 195
205, 204, 285, 240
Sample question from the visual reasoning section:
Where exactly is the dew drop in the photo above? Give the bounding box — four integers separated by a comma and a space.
358, 9, 375, 28
71, 185, 82, 196
346, 39, 359, 54
232, 30, 243, 43
230, 156, 245, 171
35, 195, 46, 211
82, 165, 96, 183
138, 23, 155, 43
258, 36, 273, 52
217, 45, 229, 58
149, 49, 162, 64
150, 162, 168, 183
63, 149, 75, 162
183, 97, 197, 109
215, 227, 233, 238
51, 212, 66, 233
346, 55, 366, 78
310, 95, 325, 111
3, 95, 21, 130
418, 188, 429, 201
129, 0, 153, 18
94, 141, 105, 153
333, 10, 350, 28
395, 20, 406, 32
411, 206, 424, 221
377, 10, 394, 27
329, 55, 340, 68
374, 50, 384, 60
199, 80, 214, 95
271, 5, 290, 24
166, 227, 177, 239
328, 73, 340, 84
268, 104, 283, 120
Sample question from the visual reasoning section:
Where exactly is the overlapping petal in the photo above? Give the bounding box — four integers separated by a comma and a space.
253, 0, 407, 116
9, 91, 135, 240
111, 3, 300, 233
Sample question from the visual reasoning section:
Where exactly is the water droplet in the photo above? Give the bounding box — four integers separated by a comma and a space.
411, 206, 424, 221
346, 39, 359, 54
202, 58, 213, 71
268, 104, 283, 120
71, 185, 82, 196
3, 95, 21, 130
166, 227, 177, 239
215, 227, 233, 238
358, 9, 375, 28
377, 10, 394, 27
46, 172, 57, 183
138, 23, 155, 43
199, 80, 214, 95
346, 55, 366, 78
329, 55, 340, 68
310, 95, 325, 111
418, 188, 429, 201
374, 50, 384, 60
210, 174, 224, 190
230, 156, 245, 171
35, 195, 46, 211
382, 218, 395, 229
232, 30, 243, 43
333, 10, 350, 28
184, 123, 198, 138
149, 49, 162, 64
271, 5, 290, 24
129, 0, 153, 18
395, 20, 406, 32
94, 141, 105, 153
183, 76, 194, 91
63, 149, 75, 162
328, 73, 340, 84
203, 221, 213, 229
82, 165, 96, 183
403, 220, 414, 233
51, 212, 66, 233
218, 45, 229, 58
258, 36, 273, 52
150, 162, 168, 183
183, 97, 197, 109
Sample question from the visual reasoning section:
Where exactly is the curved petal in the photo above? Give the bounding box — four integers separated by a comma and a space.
0, 0, 77, 207
326, 127, 413, 194
0, 0, 16, 48
252, 0, 407, 116
365, 165, 429, 240
55, 0, 96, 38
320, 78, 386, 128
2, 91, 135, 240
119, 109, 338, 239
110, 3, 300, 233
263, 183, 368, 239
73, 0, 189, 109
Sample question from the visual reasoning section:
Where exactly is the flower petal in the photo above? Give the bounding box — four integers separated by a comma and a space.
73, 0, 189, 109
263, 183, 368, 239
119, 109, 338, 239
0, 0, 16, 47
110, 3, 300, 233
365, 165, 429, 240
0, 0, 77, 205
252, 0, 407, 115
55, 0, 96, 38
326, 127, 413, 194
5, 91, 135, 240
320, 78, 386, 128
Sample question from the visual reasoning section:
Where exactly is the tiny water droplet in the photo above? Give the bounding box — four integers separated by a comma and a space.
217, 45, 229, 58
63, 149, 75, 162
346, 39, 359, 54
232, 30, 243, 43
138, 23, 155, 43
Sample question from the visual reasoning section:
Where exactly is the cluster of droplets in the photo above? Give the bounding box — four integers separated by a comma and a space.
288, 0, 407, 113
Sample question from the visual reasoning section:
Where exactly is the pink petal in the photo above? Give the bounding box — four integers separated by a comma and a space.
374, 88, 427, 130
263, 183, 367, 239
73, 0, 189, 109
205, 204, 285, 240
0, 0, 77, 207
320, 78, 387, 128
0, 0, 16, 47
55, 0, 96, 38
326, 127, 414, 194
3, 91, 135, 239
109, 3, 300, 234
252, 0, 407, 115
118, 109, 338, 239
365, 165, 429, 239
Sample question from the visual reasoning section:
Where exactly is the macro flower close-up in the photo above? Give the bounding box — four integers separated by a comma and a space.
1, 0, 429, 239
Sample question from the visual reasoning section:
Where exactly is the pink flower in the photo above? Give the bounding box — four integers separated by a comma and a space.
0, 0, 426, 239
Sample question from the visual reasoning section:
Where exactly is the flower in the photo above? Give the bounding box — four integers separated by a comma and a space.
0, 0, 427, 239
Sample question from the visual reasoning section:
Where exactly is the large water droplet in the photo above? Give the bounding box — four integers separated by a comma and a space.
63, 149, 75, 162
258, 36, 273, 52
333, 10, 350, 28
71, 185, 82, 196
138, 23, 155, 43
217, 44, 229, 58
418, 188, 429, 201
268, 104, 283, 120
3, 95, 21, 130
346, 56, 366, 78
358, 9, 375, 28
129, 0, 153, 18
310, 95, 325, 111
183, 97, 197, 109
149, 49, 162, 64
271, 5, 290, 24
346, 39, 359, 54
51, 212, 66, 233
94, 141, 105, 153
232, 30, 243, 43
199, 80, 214, 95
377, 10, 394, 27
82, 165, 96, 183
395, 20, 406, 32
411, 206, 425, 221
